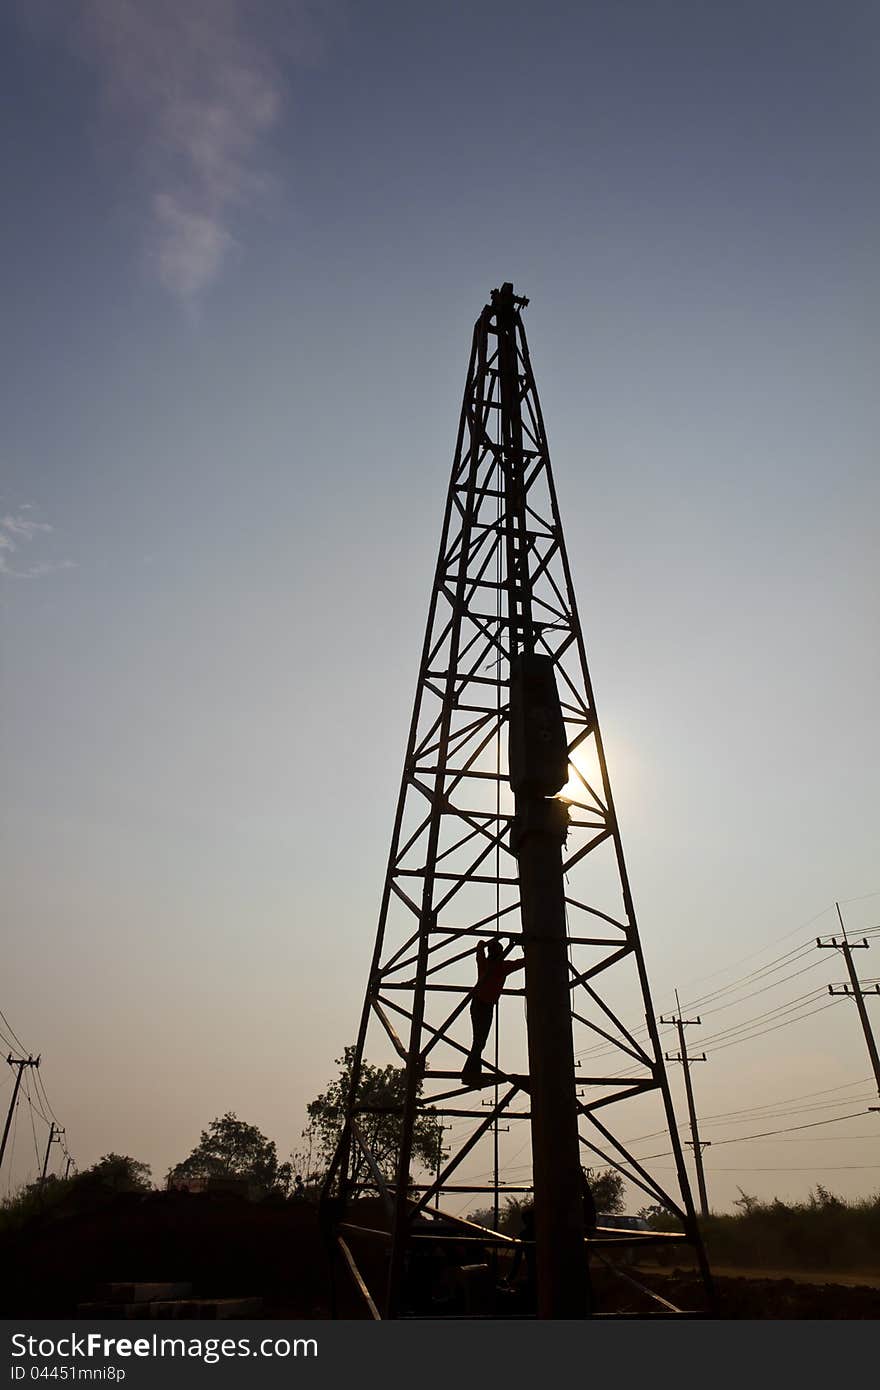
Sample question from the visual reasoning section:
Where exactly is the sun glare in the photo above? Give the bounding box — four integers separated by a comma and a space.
559, 749, 603, 808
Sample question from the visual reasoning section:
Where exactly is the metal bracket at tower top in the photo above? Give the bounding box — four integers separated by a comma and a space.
322, 283, 714, 1319
492, 285, 529, 309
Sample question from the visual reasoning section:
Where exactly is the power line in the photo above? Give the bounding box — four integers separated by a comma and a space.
698, 1095, 879, 1128
681, 1074, 874, 1123
655, 903, 842, 1009
622, 1100, 880, 1154
709, 997, 845, 1054
23, 1072, 42, 1172
604, 995, 844, 1081
574, 940, 834, 1063
622, 1078, 877, 1148
681, 942, 817, 1012
0, 1010, 27, 1055
653, 1164, 880, 1173
574, 948, 816, 1060
841, 889, 880, 908
745, 1135, 880, 1143
635, 1108, 872, 1162
21, 1075, 52, 1129
707, 1109, 873, 1149
693, 956, 830, 1019
696, 988, 828, 1048
33, 1070, 61, 1129
651, 908, 880, 1020
0, 1012, 66, 1147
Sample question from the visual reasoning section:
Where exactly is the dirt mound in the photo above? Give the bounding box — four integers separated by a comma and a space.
663, 1270, 880, 1320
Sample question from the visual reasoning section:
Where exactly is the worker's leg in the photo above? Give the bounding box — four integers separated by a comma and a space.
462, 1000, 494, 1078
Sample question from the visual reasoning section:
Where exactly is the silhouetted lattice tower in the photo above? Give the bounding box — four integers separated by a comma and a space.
323, 283, 713, 1319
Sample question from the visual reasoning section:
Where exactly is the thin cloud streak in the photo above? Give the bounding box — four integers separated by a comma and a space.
1, 514, 53, 540
80, 0, 284, 299
0, 511, 74, 579
36, 1, 325, 299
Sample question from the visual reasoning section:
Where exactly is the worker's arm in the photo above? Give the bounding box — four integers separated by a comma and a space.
503, 958, 525, 976
476, 941, 487, 970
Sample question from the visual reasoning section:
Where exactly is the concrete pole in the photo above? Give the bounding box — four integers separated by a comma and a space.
515, 798, 590, 1317
41, 1123, 57, 1184
675, 1016, 710, 1219
0, 1055, 39, 1173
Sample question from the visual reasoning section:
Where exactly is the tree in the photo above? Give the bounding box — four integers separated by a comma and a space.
467, 1206, 501, 1230
810, 1184, 844, 1211
732, 1187, 761, 1216
584, 1167, 625, 1215
494, 1167, 625, 1234
0, 1154, 153, 1234
77, 1154, 152, 1194
167, 1114, 292, 1195
498, 1196, 532, 1234
637, 1202, 679, 1231
305, 1047, 445, 1188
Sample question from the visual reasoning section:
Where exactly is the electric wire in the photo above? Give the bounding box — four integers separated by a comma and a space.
573, 941, 831, 1062
688, 953, 830, 1017
652, 1164, 880, 1173
622, 1077, 877, 1147
696, 1076, 875, 1119
0, 1009, 27, 1055
655, 902, 877, 1008
694, 986, 829, 1048
23, 1071, 41, 1173
680, 941, 819, 1012
709, 995, 845, 1053
601, 993, 846, 1081
583, 1106, 873, 1173
679, 1093, 879, 1131
33, 1069, 61, 1129
575, 929, 879, 1064
0, 1015, 70, 1190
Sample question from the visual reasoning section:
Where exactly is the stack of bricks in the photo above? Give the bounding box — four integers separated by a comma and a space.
77, 1283, 263, 1319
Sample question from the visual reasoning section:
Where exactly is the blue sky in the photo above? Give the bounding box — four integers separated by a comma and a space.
2, 1, 878, 1210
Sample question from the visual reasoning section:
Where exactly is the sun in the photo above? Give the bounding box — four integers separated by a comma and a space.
558, 747, 605, 810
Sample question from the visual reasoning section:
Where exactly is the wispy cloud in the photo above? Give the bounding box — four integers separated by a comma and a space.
0, 513, 53, 541
0, 511, 75, 579
31, 1, 326, 300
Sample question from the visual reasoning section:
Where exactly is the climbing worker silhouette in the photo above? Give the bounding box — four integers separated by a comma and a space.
461, 938, 524, 1083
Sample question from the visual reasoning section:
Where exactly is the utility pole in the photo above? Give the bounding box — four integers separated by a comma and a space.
482, 1098, 510, 1233
40, 1122, 64, 1185
509, 660, 588, 1315
818, 903, 880, 1104
499, 282, 590, 1319
0, 1054, 40, 1173
64, 1156, 73, 1180
660, 992, 710, 1219
433, 1122, 451, 1210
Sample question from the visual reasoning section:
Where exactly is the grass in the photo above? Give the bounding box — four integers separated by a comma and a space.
645, 1186, 880, 1273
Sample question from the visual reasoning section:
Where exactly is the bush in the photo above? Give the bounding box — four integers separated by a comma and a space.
0, 1154, 152, 1235
700, 1187, 880, 1272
